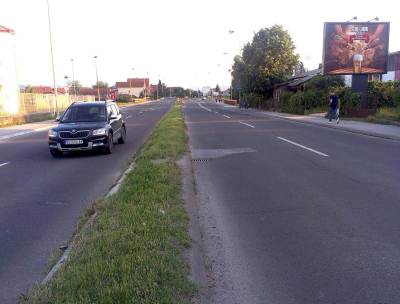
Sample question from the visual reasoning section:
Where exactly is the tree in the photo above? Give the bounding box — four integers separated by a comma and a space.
231, 25, 299, 97
92, 81, 108, 89
294, 61, 306, 76
215, 84, 221, 93
68, 80, 82, 94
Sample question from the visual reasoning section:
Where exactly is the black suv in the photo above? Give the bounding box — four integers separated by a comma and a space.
48, 101, 126, 157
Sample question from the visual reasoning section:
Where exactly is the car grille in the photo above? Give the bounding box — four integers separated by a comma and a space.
59, 130, 90, 139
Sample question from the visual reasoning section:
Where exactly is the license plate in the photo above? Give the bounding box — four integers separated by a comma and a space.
64, 140, 83, 145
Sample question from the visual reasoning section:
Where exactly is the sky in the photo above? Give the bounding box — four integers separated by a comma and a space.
1, 0, 399, 89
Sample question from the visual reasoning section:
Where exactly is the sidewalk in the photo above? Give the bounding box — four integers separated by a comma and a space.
0, 120, 54, 141
261, 110, 400, 141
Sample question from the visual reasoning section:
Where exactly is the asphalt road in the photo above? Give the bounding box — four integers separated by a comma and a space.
184, 99, 400, 304
0, 99, 173, 303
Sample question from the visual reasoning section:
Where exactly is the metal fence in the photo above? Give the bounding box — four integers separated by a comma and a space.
0, 93, 95, 117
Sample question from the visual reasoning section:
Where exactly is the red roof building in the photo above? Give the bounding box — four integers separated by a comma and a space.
29, 86, 66, 94
115, 78, 150, 89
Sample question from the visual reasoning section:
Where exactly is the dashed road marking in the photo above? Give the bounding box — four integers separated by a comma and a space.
223, 114, 231, 119
0, 162, 10, 168
239, 121, 255, 128
197, 103, 212, 112
277, 137, 329, 157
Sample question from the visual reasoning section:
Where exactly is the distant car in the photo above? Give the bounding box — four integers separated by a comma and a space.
201, 97, 206, 100
48, 101, 126, 157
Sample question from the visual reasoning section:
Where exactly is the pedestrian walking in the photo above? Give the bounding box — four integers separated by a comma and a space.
328, 91, 340, 124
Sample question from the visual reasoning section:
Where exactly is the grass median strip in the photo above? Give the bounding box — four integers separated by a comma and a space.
23, 101, 195, 303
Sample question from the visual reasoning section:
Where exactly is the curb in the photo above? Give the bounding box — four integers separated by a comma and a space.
41, 161, 136, 285
261, 112, 400, 142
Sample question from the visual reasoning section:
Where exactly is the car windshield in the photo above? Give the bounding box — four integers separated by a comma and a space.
61, 105, 107, 123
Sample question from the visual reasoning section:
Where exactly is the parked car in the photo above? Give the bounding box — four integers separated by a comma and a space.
48, 101, 126, 157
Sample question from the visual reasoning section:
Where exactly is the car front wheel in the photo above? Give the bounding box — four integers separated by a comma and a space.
104, 133, 114, 154
118, 126, 126, 144
50, 149, 62, 158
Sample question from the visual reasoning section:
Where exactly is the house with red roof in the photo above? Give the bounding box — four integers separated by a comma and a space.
115, 78, 150, 98
28, 86, 66, 94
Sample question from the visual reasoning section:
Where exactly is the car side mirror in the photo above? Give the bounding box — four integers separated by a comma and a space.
55, 116, 60, 122
109, 114, 117, 120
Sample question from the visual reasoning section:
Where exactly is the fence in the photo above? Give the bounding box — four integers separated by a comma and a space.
19, 93, 95, 115
0, 93, 96, 118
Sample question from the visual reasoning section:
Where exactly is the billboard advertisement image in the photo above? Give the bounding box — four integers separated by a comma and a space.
323, 22, 390, 75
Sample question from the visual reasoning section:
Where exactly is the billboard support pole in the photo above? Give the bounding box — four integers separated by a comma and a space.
351, 74, 369, 108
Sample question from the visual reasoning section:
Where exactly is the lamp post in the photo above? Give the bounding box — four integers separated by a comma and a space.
346, 16, 358, 22
70, 58, 76, 99
228, 69, 233, 100
93, 55, 100, 101
46, 0, 58, 116
64, 75, 70, 104
367, 17, 379, 22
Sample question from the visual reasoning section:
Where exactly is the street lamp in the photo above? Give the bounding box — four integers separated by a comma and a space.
367, 17, 379, 22
64, 75, 70, 103
228, 69, 233, 100
130, 68, 135, 100
46, 0, 58, 116
346, 16, 358, 22
93, 55, 100, 101
70, 58, 76, 99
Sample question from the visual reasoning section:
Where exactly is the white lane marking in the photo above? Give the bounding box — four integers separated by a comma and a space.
0, 125, 53, 141
215, 111, 219, 114
197, 103, 212, 112
223, 114, 231, 119
34, 126, 53, 132
277, 137, 329, 157
125, 115, 132, 119
239, 121, 255, 128
0, 162, 10, 168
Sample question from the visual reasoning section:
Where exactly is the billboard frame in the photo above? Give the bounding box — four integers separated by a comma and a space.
322, 21, 390, 75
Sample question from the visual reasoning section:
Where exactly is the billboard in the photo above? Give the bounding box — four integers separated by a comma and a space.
323, 22, 390, 75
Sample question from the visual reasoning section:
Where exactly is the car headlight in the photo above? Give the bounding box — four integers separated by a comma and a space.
92, 128, 106, 136
48, 129, 58, 138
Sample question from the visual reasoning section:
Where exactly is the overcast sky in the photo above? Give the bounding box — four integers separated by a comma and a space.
1, 0, 399, 89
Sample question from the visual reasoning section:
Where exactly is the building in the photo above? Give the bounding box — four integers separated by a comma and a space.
78, 87, 110, 100
272, 69, 322, 108
115, 78, 150, 98
28, 86, 66, 95
0, 25, 19, 115
382, 52, 400, 81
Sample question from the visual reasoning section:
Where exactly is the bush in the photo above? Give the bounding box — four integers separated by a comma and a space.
116, 94, 133, 103
333, 86, 361, 115
280, 89, 327, 115
306, 75, 345, 91
367, 80, 400, 108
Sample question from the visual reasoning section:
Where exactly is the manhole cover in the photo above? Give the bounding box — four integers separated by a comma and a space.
192, 159, 210, 162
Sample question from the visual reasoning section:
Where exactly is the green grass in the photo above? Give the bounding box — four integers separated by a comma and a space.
367, 106, 400, 123
22, 102, 195, 303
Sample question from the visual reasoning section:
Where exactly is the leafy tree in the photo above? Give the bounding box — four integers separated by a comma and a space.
294, 61, 306, 76
68, 80, 82, 94
232, 24, 299, 97
215, 84, 221, 92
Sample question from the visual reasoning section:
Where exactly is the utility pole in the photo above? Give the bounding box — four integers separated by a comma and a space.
94, 55, 100, 101
71, 58, 76, 99
46, 0, 58, 116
